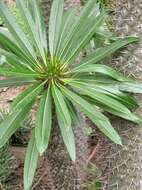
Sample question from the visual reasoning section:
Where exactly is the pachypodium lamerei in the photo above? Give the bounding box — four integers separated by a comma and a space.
0, 0, 142, 189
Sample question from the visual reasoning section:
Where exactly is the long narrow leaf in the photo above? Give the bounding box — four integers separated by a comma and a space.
0, 77, 36, 88
61, 86, 122, 145
0, 67, 40, 77
0, 1, 37, 62
27, 0, 47, 49
51, 84, 71, 128
32, 0, 47, 50
86, 97, 141, 123
118, 82, 142, 93
76, 79, 138, 109
16, 0, 47, 65
0, 33, 36, 68
55, 8, 77, 57
65, 98, 81, 126
0, 102, 33, 149
58, 0, 98, 61
11, 82, 45, 111
56, 108, 76, 162
89, 83, 138, 109
0, 48, 31, 70
35, 87, 52, 154
69, 81, 140, 123
24, 129, 39, 190
73, 37, 138, 68
71, 64, 130, 81
63, 12, 107, 63
49, 0, 64, 58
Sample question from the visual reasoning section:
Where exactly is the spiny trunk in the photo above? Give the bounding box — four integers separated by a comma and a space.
46, 117, 90, 190
94, 1, 142, 190
40, 1, 90, 189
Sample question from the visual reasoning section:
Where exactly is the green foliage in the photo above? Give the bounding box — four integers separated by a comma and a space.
0, 18, 3, 26
24, 129, 38, 190
0, 145, 11, 184
0, 3, 28, 33
0, 110, 32, 189
11, 116, 32, 146
0, 0, 141, 189
85, 163, 103, 190
0, 111, 12, 187
10, 3, 28, 34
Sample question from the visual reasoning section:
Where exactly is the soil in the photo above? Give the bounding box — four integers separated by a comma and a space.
6, 147, 50, 190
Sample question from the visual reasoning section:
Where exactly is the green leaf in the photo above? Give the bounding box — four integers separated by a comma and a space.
31, 0, 47, 51
16, 0, 47, 65
0, 102, 33, 149
71, 64, 130, 81
55, 8, 77, 57
49, 0, 64, 58
96, 85, 138, 109
24, 129, 39, 190
62, 11, 107, 63
0, 1, 37, 62
0, 26, 13, 40
51, 84, 71, 128
11, 82, 45, 111
0, 33, 36, 68
0, 67, 40, 77
71, 79, 138, 109
35, 87, 52, 155
86, 96, 141, 123
65, 98, 81, 126
69, 81, 139, 122
118, 82, 142, 93
73, 37, 138, 68
56, 108, 76, 162
58, 0, 98, 61
26, 0, 47, 49
0, 77, 36, 88
101, 105, 141, 123
0, 48, 31, 70
61, 86, 122, 145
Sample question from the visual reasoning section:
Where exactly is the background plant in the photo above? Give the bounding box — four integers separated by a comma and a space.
0, 0, 142, 190
0, 145, 11, 186
0, 111, 12, 189
0, 109, 32, 189
85, 163, 103, 190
